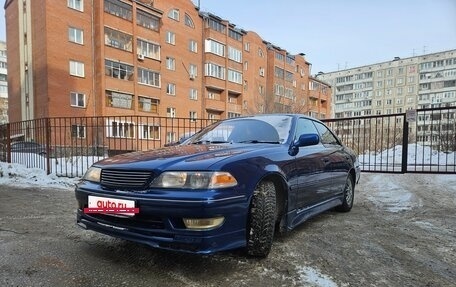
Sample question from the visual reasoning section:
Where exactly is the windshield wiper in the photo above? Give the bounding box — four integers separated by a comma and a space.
192, 140, 230, 145
237, 140, 280, 144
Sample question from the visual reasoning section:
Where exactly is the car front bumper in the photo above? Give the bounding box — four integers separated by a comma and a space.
75, 185, 249, 254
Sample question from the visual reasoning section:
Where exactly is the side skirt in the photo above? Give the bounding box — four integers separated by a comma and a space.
285, 197, 343, 231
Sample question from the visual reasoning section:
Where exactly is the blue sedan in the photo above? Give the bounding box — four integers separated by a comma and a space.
75, 114, 360, 257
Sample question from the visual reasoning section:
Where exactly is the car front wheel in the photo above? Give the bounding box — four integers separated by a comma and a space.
336, 175, 354, 212
246, 180, 276, 257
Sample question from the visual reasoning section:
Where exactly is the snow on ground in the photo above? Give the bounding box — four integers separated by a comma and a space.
0, 161, 78, 190
1, 154, 456, 287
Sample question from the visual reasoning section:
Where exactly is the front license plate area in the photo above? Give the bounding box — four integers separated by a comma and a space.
86, 195, 137, 216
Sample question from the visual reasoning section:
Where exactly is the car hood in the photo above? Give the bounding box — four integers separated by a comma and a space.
94, 144, 278, 171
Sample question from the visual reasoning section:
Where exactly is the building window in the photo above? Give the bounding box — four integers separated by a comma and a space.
228, 46, 242, 63
228, 112, 241, 118
260, 67, 264, 77
68, 0, 83, 11
228, 69, 242, 84
275, 52, 284, 61
189, 64, 197, 78
137, 39, 160, 60
258, 48, 264, 57
166, 83, 176, 95
138, 96, 159, 113
244, 61, 248, 71
285, 71, 293, 83
166, 57, 175, 70
189, 111, 197, 121
69, 60, 84, 77
274, 84, 284, 96
274, 66, 284, 79
68, 27, 83, 44
168, 9, 179, 21
259, 85, 264, 95
137, 10, 159, 31
185, 14, 195, 28
189, 40, 197, 53
244, 42, 250, 52
140, 124, 160, 139
166, 107, 176, 118
104, 0, 132, 21
105, 59, 134, 80
228, 29, 242, 41
70, 92, 85, 107
138, 68, 160, 87
408, 76, 415, 83
205, 63, 225, 79
108, 120, 135, 138
189, 89, 198, 100
71, 125, 86, 138
207, 89, 220, 100
166, 132, 176, 144
166, 31, 176, 45
205, 39, 225, 57
106, 90, 133, 109
408, 86, 414, 94
206, 18, 225, 33
104, 27, 132, 52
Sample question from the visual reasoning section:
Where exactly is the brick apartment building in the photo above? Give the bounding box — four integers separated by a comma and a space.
5, 0, 330, 123
0, 41, 7, 124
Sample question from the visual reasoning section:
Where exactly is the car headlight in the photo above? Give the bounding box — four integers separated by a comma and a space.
150, 171, 237, 189
83, 166, 101, 182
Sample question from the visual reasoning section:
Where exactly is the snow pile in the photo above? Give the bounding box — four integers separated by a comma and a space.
359, 144, 456, 165
0, 161, 78, 190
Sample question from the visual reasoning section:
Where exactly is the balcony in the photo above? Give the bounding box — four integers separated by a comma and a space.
205, 98, 225, 112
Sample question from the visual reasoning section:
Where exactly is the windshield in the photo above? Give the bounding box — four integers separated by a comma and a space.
187, 115, 292, 144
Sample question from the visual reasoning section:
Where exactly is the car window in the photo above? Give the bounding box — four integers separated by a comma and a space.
312, 121, 340, 145
295, 118, 319, 138
189, 116, 291, 144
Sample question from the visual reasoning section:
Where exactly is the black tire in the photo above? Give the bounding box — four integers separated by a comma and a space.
246, 180, 277, 257
336, 175, 354, 212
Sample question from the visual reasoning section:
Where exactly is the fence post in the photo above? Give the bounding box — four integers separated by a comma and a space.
401, 114, 409, 173
45, 118, 51, 175
6, 123, 11, 163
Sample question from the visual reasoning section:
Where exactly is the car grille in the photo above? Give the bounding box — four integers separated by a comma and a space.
101, 169, 153, 190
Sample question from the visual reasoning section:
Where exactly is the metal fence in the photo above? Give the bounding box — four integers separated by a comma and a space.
0, 116, 216, 177
1, 107, 455, 177
322, 106, 456, 174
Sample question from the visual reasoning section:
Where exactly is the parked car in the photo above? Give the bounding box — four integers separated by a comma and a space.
10, 141, 47, 155
75, 114, 360, 257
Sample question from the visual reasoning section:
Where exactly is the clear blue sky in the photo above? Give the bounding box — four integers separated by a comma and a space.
1, 0, 455, 73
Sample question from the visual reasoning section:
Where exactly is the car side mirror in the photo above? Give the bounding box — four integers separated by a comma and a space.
296, 133, 320, 147
288, 133, 320, 156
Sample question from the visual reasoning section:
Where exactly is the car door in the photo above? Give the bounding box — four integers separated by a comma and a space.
293, 118, 332, 208
312, 121, 350, 198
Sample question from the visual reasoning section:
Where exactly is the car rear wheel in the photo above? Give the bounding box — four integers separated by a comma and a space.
246, 180, 276, 257
336, 176, 354, 212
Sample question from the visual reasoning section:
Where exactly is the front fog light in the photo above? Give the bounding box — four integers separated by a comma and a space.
183, 217, 225, 230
